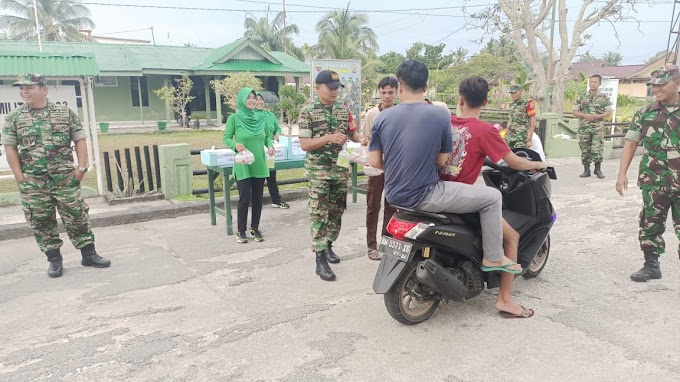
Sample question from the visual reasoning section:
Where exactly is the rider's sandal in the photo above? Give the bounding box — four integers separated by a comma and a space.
481, 260, 522, 274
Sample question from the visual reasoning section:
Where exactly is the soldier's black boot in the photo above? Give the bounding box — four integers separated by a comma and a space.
45, 249, 63, 278
593, 162, 605, 179
80, 243, 111, 268
315, 250, 336, 281
630, 252, 662, 282
579, 164, 591, 178
325, 240, 341, 264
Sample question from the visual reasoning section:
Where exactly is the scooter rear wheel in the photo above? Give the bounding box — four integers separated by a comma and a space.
384, 262, 440, 325
523, 235, 550, 279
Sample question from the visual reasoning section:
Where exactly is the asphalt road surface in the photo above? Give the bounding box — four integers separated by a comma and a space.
1, 157, 679, 381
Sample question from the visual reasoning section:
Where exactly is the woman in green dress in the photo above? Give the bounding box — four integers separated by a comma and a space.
256, 92, 289, 209
224, 88, 275, 243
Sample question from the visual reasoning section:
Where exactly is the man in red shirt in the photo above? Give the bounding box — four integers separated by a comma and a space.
441, 76, 547, 318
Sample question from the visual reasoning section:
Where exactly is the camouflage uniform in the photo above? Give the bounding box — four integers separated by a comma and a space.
1, 99, 94, 253
624, 96, 680, 257
298, 98, 356, 252
574, 92, 612, 165
505, 97, 536, 149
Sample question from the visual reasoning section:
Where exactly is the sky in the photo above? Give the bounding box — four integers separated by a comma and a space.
75, 0, 673, 65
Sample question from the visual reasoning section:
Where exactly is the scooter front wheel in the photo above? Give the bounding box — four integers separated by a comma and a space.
384, 261, 440, 325
523, 235, 550, 279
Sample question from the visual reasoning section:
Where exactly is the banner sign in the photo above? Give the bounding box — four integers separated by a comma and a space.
599, 77, 619, 124
310, 59, 362, 129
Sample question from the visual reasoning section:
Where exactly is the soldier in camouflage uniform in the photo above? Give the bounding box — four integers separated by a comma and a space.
505, 85, 537, 149
298, 70, 365, 281
1, 74, 110, 278
616, 66, 680, 282
573, 74, 612, 178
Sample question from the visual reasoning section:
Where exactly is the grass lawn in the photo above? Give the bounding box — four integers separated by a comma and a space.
1, 130, 366, 199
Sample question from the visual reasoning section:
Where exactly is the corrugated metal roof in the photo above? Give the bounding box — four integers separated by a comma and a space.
0, 51, 100, 76
0, 39, 308, 75
198, 59, 302, 72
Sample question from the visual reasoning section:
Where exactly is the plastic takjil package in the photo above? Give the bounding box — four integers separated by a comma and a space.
235, 150, 255, 165
364, 165, 383, 177
352, 146, 369, 165
336, 149, 350, 168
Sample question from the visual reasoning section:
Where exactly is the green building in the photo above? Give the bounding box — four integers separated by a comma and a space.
0, 38, 309, 127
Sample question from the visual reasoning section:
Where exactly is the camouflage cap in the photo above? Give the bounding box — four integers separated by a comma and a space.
13, 73, 46, 87
647, 66, 680, 85
509, 85, 521, 93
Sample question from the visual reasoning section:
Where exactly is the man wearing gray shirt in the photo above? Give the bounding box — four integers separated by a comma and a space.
368, 60, 523, 279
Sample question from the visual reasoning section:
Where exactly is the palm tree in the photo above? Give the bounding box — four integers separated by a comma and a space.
601, 51, 623, 66
243, 10, 304, 60
513, 71, 535, 92
452, 47, 468, 65
314, 3, 378, 60
0, 0, 95, 42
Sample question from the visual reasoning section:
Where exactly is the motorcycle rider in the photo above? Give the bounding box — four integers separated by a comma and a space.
441, 76, 547, 318
368, 59, 524, 281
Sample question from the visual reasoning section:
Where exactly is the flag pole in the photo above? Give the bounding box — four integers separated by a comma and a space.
32, 0, 42, 52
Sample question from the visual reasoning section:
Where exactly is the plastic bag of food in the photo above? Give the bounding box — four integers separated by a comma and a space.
235, 150, 255, 165
336, 149, 350, 168
352, 146, 369, 165
364, 165, 384, 177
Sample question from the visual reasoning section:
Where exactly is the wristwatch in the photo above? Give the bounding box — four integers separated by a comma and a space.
77, 166, 89, 174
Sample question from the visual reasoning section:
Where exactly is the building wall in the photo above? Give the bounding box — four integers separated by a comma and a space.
92, 75, 167, 123
618, 81, 649, 98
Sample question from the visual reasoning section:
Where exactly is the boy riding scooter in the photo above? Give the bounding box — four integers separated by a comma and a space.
440, 76, 547, 318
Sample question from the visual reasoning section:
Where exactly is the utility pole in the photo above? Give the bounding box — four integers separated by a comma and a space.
32, 0, 42, 52
282, 0, 288, 54
666, 0, 680, 64
150, 26, 156, 46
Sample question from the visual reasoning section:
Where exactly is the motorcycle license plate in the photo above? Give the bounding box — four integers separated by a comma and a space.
378, 236, 413, 262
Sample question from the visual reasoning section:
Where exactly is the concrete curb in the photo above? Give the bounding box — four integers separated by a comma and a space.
0, 187, 318, 241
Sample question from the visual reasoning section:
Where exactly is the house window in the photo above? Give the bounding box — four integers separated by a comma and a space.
61, 80, 83, 108
130, 76, 149, 107
95, 76, 118, 87
646, 84, 653, 98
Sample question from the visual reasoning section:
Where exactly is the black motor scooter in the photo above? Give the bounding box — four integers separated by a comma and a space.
373, 150, 557, 325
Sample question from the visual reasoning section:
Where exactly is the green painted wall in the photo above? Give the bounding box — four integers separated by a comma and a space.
93, 75, 168, 123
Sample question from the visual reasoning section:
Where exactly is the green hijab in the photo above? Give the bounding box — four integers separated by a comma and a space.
256, 91, 278, 134
234, 87, 264, 135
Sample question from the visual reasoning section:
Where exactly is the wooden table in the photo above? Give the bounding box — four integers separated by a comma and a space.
207, 160, 365, 235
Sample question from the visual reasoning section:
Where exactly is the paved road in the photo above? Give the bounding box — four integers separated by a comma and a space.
1, 157, 680, 382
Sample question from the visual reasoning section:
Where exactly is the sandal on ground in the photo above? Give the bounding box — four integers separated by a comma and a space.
481, 260, 522, 274
499, 305, 534, 319
367, 249, 381, 261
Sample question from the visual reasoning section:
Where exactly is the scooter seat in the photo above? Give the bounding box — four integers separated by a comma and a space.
391, 205, 480, 227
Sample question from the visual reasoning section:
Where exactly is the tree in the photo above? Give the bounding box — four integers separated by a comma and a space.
463, 0, 650, 114
479, 36, 522, 64
452, 47, 468, 65
601, 51, 623, 66
577, 51, 598, 62
210, 73, 263, 111
300, 43, 315, 60
513, 71, 535, 92
314, 3, 379, 60
154, 76, 195, 128
377, 51, 405, 75
646, 50, 667, 65
0, 0, 94, 41
243, 10, 303, 60
277, 85, 306, 130
406, 42, 455, 70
